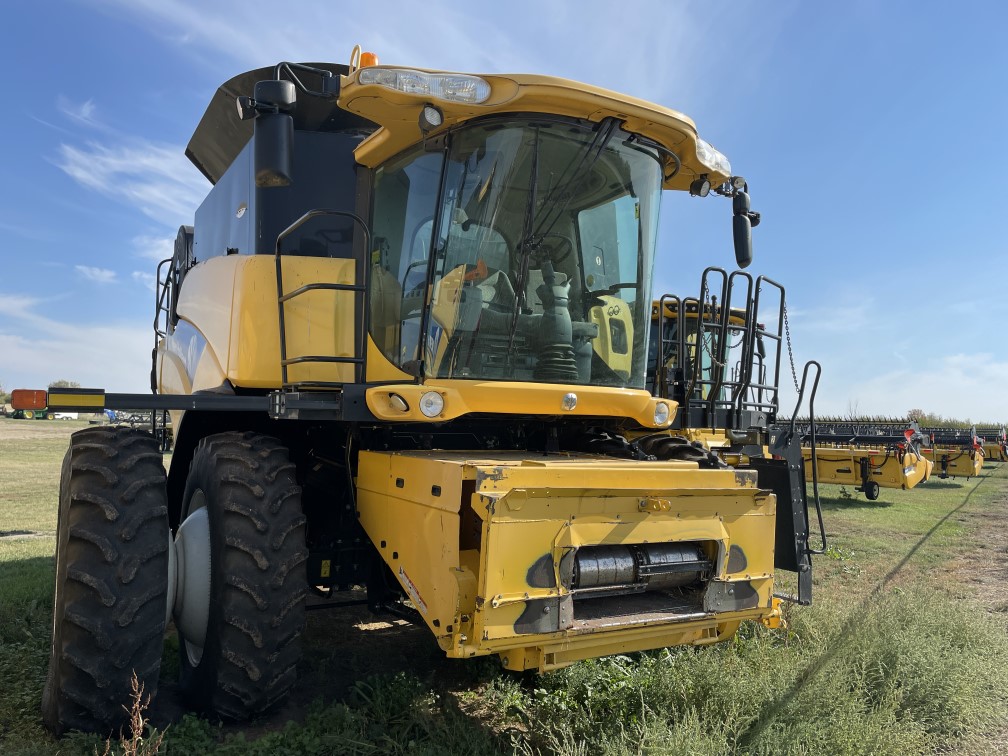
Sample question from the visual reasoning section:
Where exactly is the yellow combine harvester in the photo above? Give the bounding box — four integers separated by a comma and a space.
15, 49, 821, 735
920, 426, 985, 478
791, 418, 933, 500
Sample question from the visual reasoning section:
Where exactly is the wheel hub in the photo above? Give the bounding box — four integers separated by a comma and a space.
169, 494, 212, 664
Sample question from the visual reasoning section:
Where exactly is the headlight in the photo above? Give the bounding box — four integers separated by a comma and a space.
419, 391, 445, 418
653, 401, 671, 426
696, 138, 731, 177
358, 67, 491, 104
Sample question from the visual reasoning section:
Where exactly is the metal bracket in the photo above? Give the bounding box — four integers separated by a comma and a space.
268, 390, 343, 421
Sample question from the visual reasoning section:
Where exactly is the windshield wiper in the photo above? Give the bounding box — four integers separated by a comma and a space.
505, 126, 541, 358
505, 118, 620, 363
530, 116, 619, 242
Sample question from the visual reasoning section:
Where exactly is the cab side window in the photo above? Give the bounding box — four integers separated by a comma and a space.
369, 148, 444, 366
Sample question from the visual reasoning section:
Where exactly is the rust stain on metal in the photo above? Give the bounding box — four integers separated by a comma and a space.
475, 466, 508, 485
734, 469, 758, 487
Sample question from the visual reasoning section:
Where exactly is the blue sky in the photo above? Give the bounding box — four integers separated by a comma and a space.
1, 0, 1006, 420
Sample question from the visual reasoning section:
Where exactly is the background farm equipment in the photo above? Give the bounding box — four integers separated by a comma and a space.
12, 408, 52, 420
790, 418, 932, 501
975, 425, 1007, 462
920, 426, 984, 479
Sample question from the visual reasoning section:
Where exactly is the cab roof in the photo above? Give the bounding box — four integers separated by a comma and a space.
185, 62, 376, 185
188, 62, 727, 192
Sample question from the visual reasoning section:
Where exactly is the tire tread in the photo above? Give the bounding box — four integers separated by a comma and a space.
178, 432, 306, 720
42, 427, 168, 736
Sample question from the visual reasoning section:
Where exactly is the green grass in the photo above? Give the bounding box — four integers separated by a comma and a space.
813, 472, 996, 589
1, 417, 1007, 754
0, 420, 66, 754
0, 427, 66, 534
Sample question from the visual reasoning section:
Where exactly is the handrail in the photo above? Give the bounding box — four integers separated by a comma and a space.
681, 267, 727, 420
749, 275, 786, 418
789, 360, 825, 555
655, 294, 682, 399
274, 209, 372, 388
714, 270, 752, 418
154, 257, 172, 339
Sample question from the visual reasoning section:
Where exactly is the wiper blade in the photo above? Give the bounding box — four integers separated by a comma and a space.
530, 116, 619, 242
506, 118, 620, 363
506, 126, 541, 357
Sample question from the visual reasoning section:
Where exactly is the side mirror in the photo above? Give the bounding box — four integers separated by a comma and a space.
733, 215, 753, 269
732, 191, 755, 269
251, 80, 296, 188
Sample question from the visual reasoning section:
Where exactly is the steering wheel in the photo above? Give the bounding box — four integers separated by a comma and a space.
540, 234, 573, 265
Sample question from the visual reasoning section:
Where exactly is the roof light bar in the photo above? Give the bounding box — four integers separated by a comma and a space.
696, 138, 731, 177
358, 67, 491, 104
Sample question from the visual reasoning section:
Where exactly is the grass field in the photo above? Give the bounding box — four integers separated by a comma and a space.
2, 416, 1007, 754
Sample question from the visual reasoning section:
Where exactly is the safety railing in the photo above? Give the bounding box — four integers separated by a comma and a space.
275, 209, 371, 389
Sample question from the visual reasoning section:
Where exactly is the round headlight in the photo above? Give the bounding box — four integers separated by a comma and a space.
419, 391, 445, 418
419, 104, 443, 132
653, 401, 671, 426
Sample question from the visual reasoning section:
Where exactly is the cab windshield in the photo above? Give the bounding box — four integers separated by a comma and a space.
369, 116, 663, 389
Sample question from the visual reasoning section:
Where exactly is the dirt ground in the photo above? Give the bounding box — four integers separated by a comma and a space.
947, 487, 1008, 754
149, 596, 456, 735
947, 497, 1008, 613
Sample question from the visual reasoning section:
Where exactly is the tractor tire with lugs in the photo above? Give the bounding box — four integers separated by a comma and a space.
177, 431, 307, 720
41, 426, 169, 735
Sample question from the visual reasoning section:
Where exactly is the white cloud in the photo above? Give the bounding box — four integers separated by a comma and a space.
788, 299, 876, 336
133, 234, 176, 263
0, 294, 152, 392
56, 139, 206, 223
132, 270, 157, 291
75, 265, 118, 284
90, 0, 532, 73
56, 96, 104, 131
844, 353, 1008, 422
29, 114, 75, 137
777, 350, 1008, 423
86, 0, 757, 106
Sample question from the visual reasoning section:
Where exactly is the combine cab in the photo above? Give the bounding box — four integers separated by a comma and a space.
15, 49, 821, 735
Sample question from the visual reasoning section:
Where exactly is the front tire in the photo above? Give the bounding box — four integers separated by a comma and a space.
177, 432, 307, 720
41, 427, 169, 735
